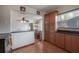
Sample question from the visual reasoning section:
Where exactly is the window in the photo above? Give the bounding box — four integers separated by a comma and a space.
61, 12, 73, 21
57, 8, 79, 29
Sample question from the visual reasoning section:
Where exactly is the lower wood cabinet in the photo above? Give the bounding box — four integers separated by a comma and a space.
55, 33, 65, 48
49, 32, 56, 44
65, 34, 72, 52
45, 31, 79, 53
71, 35, 79, 53
65, 34, 79, 52
44, 33, 49, 42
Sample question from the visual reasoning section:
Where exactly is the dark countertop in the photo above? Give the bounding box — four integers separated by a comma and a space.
11, 31, 34, 33
0, 33, 9, 39
0, 31, 34, 39
57, 30, 79, 36
58, 27, 79, 31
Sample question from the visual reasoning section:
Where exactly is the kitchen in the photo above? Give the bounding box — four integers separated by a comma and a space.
0, 5, 79, 53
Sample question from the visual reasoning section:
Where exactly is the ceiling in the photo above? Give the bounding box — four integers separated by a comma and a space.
28, 5, 79, 14
28, 5, 60, 12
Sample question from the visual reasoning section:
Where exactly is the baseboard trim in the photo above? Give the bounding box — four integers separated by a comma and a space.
12, 43, 35, 51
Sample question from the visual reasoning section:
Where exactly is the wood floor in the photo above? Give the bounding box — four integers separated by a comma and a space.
12, 40, 68, 53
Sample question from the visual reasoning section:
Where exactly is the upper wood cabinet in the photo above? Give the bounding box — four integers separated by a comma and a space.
49, 11, 58, 44
49, 11, 58, 32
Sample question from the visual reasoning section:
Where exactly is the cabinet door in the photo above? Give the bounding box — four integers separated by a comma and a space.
55, 33, 65, 48
49, 32, 56, 44
44, 14, 50, 41
49, 12, 57, 44
49, 13, 55, 43
49, 12, 57, 32
44, 11, 58, 42
71, 35, 79, 53
65, 34, 72, 52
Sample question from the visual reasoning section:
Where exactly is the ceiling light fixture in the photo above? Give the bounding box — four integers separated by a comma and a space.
17, 17, 29, 23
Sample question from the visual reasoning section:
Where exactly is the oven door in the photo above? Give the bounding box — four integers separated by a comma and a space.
5, 34, 12, 53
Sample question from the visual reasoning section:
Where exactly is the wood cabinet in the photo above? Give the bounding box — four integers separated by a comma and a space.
71, 35, 79, 52
44, 11, 58, 43
55, 33, 65, 48
65, 34, 72, 52
44, 14, 50, 41
49, 32, 56, 44
49, 12, 57, 44
49, 12, 55, 32
65, 34, 79, 52
44, 10, 79, 53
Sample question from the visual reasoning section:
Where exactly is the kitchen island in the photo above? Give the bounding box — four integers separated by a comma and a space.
11, 31, 35, 49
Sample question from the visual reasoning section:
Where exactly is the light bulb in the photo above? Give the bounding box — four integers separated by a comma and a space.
23, 21, 26, 23
20, 21, 24, 23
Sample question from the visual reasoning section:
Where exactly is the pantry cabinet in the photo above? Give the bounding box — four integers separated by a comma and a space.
44, 11, 58, 43
49, 12, 58, 44
44, 14, 50, 41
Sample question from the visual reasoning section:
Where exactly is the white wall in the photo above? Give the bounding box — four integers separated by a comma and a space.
0, 6, 10, 33
10, 10, 32, 32
0, 5, 37, 33
39, 11, 46, 40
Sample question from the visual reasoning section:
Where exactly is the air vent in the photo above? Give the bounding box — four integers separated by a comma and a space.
20, 6, 26, 12
37, 11, 40, 15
